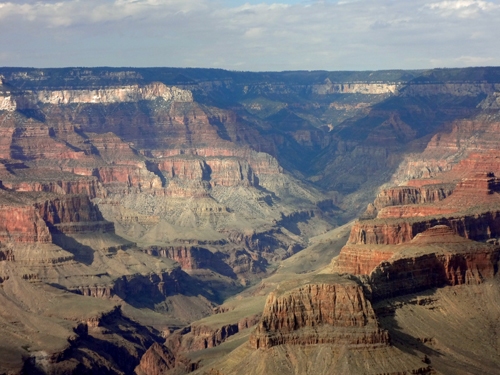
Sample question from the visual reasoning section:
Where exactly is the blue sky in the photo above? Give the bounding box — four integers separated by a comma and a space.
1, 0, 499, 71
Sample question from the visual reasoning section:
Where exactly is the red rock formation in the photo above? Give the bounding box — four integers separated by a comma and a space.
74, 268, 182, 301
442, 172, 500, 206
205, 158, 256, 187
0, 113, 87, 161
249, 275, 389, 349
392, 116, 500, 185
3, 176, 102, 198
34, 194, 114, 235
348, 172, 500, 246
348, 209, 500, 246
335, 245, 397, 275
189, 324, 239, 350
92, 165, 163, 190
136, 342, 176, 375
158, 157, 209, 180
366, 226, 500, 299
377, 205, 457, 219
373, 183, 455, 209
0, 191, 52, 243
142, 246, 214, 270
164, 314, 261, 359
153, 148, 281, 175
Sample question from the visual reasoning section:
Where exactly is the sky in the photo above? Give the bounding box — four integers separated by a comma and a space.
1, 0, 499, 71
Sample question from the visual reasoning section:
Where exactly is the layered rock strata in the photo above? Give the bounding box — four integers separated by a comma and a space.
347, 172, 500, 247
1, 82, 192, 111
366, 226, 500, 300
249, 274, 389, 349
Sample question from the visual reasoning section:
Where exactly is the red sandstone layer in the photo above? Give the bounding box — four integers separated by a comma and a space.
249, 275, 389, 349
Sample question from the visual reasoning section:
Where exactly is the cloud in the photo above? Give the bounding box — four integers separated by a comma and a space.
0, 0, 499, 70
426, 0, 499, 18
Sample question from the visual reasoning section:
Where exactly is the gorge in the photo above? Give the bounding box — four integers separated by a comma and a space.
1, 66, 500, 375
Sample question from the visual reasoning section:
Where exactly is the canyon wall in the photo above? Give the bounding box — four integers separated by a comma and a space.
249, 275, 389, 349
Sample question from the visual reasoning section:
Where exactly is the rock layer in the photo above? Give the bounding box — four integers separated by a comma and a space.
249, 275, 389, 349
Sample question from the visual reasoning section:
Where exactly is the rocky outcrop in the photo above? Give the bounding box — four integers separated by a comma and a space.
189, 324, 239, 350
365, 226, 500, 299
0, 248, 14, 261
2, 175, 102, 198
0, 200, 52, 243
0, 189, 113, 242
92, 164, 163, 191
311, 80, 399, 95
35, 194, 114, 235
74, 267, 181, 302
373, 183, 455, 210
335, 244, 397, 275
10, 83, 192, 110
136, 342, 176, 375
249, 275, 389, 349
142, 246, 215, 270
157, 156, 258, 187
348, 172, 500, 246
205, 158, 256, 187
165, 313, 261, 357
0, 94, 16, 111
0, 114, 87, 161
337, 171, 500, 278
347, 208, 500, 246
153, 148, 281, 173
39, 305, 163, 375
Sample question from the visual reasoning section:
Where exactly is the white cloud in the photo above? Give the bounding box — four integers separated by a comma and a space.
0, 0, 499, 70
426, 0, 499, 18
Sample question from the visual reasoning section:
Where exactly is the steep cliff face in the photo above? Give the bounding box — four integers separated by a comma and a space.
0, 203, 52, 243
6, 82, 192, 110
337, 170, 500, 277
334, 244, 397, 275
157, 155, 259, 187
2, 174, 102, 198
366, 226, 500, 299
373, 183, 455, 210
249, 275, 389, 349
311, 80, 400, 95
345, 171, 500, 248
0, 191, 114, 241
392, 90, 500, 185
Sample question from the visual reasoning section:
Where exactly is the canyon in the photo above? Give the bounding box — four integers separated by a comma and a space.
1, 66, 500, 375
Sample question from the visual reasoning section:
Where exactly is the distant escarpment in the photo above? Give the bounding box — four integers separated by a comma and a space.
0, 82, 192, 111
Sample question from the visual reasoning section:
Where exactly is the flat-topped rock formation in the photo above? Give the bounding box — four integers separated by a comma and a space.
0, 82, 192, 111
352, 226, 500, 299
336, 170, 500, 282
346, 172, 500, 249
249, 274, 389, 349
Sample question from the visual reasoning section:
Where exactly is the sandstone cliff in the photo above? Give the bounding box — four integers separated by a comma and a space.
249, 274, 389, 349
366, 226, 500, 300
